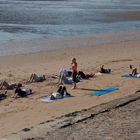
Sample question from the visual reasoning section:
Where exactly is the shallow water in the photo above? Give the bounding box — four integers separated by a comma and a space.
0, 0, 140, 55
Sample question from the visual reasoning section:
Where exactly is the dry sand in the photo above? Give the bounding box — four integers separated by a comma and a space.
0, 30, 140, 139
28, 91, 140, 140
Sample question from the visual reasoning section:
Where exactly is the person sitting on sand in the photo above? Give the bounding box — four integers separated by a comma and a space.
100, 65, 111, 74
29, 73, 46, 83
58, 68, 73, 85
12, 83, 32, 98
58, 68, 68, 84
0, 91, 7, 100
0, 81, 17, 90
50, 85, 71, 100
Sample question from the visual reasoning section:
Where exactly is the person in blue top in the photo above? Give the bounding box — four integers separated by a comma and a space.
29, 73, 46, 82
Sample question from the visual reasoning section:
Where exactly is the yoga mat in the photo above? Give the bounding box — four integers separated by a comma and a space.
41, 96, 72, 103
121, 74, 139, 78
90, 88, 119, 96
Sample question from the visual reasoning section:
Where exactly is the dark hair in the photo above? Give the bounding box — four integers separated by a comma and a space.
130, 65, 133, 69
17, 83, 22, 88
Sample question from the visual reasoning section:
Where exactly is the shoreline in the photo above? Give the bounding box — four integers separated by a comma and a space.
0, 29, 140, 57
0, 29, 140, 138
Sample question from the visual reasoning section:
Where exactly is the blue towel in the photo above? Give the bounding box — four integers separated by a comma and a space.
121, 74, 139, 78
41, 95, 72, 103
91, 88, 119, 96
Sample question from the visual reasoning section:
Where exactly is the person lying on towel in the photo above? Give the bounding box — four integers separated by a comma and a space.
28, 73, 46, 83
50, 86, 71, 100
100, 65, 111, 74
12, 83, 32, 98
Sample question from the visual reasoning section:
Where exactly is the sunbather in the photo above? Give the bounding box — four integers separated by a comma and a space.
132, 69, 140, 78
131, 68, 138, 76
0, 81, 17, 90
29, 73, 46, 82
100, 65, 111, 73
13, 83, 32, 98
78, 71, 94, 79
129, 65, 139, 76
50, 86, 71, 100
0, 91, 7, 100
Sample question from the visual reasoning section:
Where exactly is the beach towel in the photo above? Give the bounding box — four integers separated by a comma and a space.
90, 88, 118, 96
40, 95, 72, 103
121, 74, 140, 78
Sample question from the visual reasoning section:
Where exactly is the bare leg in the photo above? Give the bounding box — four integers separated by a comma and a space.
29, 74, 34, 82
73, 82, 77, 89
57, 75, 64, 86
57, 86, 63, 93
0, 81, 10, 90
30, 74, 37, 82
72, 72, 77, 89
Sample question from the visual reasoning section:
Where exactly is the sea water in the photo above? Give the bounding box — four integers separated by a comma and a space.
0, 0, 140, 55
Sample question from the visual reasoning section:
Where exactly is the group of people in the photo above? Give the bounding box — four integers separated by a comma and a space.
0, 57, 139, 101
0, 57, 119, 100
0, 83, 32, 99
58, 58, 95, 86
0, 73, 46, 99
48, 58, 78, 100
0, 58, 78, 100
58, 58, 78, 89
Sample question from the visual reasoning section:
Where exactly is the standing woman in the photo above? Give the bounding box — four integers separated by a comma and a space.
71, 58, 77, 89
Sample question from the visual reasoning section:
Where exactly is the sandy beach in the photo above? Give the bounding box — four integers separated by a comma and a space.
0, 30, 140, 139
